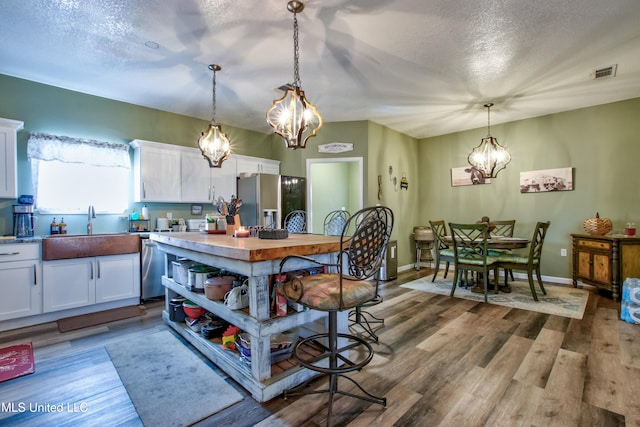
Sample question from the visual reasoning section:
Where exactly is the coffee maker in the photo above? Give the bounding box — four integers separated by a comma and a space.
13, 204, 34, 238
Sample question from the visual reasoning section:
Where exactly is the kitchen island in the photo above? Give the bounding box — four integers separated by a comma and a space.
150, 232, 343, 402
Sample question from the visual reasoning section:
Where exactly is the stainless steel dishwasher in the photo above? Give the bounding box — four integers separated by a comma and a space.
141, 235, 165, 301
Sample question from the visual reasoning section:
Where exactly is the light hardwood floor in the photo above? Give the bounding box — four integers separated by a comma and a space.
1, 268, 638, 427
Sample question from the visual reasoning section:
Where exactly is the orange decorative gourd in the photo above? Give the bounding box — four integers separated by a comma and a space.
583, 212, 612, 235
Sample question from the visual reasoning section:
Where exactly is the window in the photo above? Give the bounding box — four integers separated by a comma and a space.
27, 133, 130, 214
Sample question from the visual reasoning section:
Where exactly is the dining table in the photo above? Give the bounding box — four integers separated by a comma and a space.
443, 235, 530, 293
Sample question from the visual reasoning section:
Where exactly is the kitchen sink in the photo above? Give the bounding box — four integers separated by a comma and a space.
42, 233, 141, 260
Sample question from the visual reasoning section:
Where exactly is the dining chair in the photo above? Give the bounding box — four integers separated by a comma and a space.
496, 221, 551, 301
323, 209, 350, 236
284, 210, 307, 233
429, 220, 455, 282
448, 222, 500, 303
489, 219, 517, 281
490, 220, 516, 239
278, 206, 394, 425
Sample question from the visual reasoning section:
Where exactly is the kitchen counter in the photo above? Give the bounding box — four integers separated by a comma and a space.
0, 236, 41, 244
150, 231, 342, 262
150, 231, 343, 402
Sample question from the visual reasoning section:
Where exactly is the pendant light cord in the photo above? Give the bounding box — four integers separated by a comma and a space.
211, 67, 217, 124
485, 102, 493, 137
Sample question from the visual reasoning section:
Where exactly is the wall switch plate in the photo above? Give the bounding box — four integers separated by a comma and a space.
560, 248, 567, 256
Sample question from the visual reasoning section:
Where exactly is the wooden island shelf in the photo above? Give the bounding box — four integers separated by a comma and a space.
151, 232, 345, 402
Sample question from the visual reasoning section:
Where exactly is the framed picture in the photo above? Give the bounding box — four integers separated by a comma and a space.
451, 166, 492, 187
520, 167, 573, 193
191, 204, 203, 215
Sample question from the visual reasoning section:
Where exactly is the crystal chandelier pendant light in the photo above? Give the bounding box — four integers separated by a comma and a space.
198, 64, 231, 168
266, 1, 322, 149
467, 103, 511, 178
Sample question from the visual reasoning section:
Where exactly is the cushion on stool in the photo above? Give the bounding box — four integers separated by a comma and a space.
281, 273, 376, 311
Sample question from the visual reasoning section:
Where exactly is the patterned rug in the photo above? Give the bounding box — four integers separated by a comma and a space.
0, 342, 34, 383
400, 273, 589, 319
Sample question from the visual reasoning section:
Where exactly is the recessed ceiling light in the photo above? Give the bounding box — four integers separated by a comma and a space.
145, 41, 159, 49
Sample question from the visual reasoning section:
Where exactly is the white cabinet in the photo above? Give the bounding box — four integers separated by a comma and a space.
210, 156, 238, 201
181, 149, 213, 203
95, 254, 141, 303
0, 243, 41, 321
131, 140, 279, 203
0, 118, 24, 199
180, 149, 236, 203
130, 139, 181, 202
132, 139, 239, 203
43, 253, 140, 313
235, 154, 280, 175
43, 257, 94, 312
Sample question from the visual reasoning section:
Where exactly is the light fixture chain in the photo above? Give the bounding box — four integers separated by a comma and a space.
293, 12, 301, 88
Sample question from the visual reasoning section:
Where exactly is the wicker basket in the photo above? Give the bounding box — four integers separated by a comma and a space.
583, 212, 612, 235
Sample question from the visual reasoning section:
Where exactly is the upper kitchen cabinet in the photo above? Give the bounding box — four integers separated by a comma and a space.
131, 139, 237, 203
0, 118, 24, 199
181, 148, 236, 203
131, 139, 181, 202
235, 154, 280, 175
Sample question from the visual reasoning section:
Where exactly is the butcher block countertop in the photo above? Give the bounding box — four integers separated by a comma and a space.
149, 232, 341, 262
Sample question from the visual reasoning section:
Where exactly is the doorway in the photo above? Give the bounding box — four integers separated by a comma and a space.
306, 157, 363, 233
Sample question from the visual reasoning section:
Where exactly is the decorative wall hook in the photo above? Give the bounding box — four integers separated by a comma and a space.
400, 173, 408, 190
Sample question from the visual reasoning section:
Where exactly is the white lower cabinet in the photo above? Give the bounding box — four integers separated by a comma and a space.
0, 243, 41, 321
43, 253, 140, 313
95, 254, 141, 303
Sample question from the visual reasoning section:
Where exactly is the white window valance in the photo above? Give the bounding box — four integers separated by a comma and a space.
27, 133, 130, 168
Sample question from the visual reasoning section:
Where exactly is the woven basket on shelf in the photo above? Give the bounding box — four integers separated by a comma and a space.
583, 212, 612, 235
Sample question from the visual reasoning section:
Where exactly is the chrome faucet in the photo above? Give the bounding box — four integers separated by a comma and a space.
87, 205, 96, 234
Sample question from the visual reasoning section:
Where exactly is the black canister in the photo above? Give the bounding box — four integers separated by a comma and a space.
169, 297, 186, 322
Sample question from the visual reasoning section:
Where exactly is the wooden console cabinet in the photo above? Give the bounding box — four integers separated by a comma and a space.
571, 234, 640, 301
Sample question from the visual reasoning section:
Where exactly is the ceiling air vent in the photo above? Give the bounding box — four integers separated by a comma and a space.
591, 64, 617, 80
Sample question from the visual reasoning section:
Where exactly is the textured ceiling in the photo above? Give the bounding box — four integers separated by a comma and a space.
1, 0, 640, 139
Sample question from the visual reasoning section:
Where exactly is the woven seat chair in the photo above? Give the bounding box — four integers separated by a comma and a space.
496, 221, 551, 301
449, 222, 500, 303
279, 206, 393, 425
284, 209, 307, 233
346, 208, 385, 342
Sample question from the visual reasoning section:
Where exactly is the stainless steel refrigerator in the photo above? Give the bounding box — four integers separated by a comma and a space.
237, 173, 306, 228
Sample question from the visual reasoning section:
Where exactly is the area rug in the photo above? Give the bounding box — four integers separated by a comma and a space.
57, 305, 145, 332
106, 330, 242, 427
400, 274, 589, 319
0, 342, 34, 383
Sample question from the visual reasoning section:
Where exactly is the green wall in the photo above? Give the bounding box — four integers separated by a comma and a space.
418, 97, 640, 280
273, 119, 421, 267
367, 122, 421, 267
